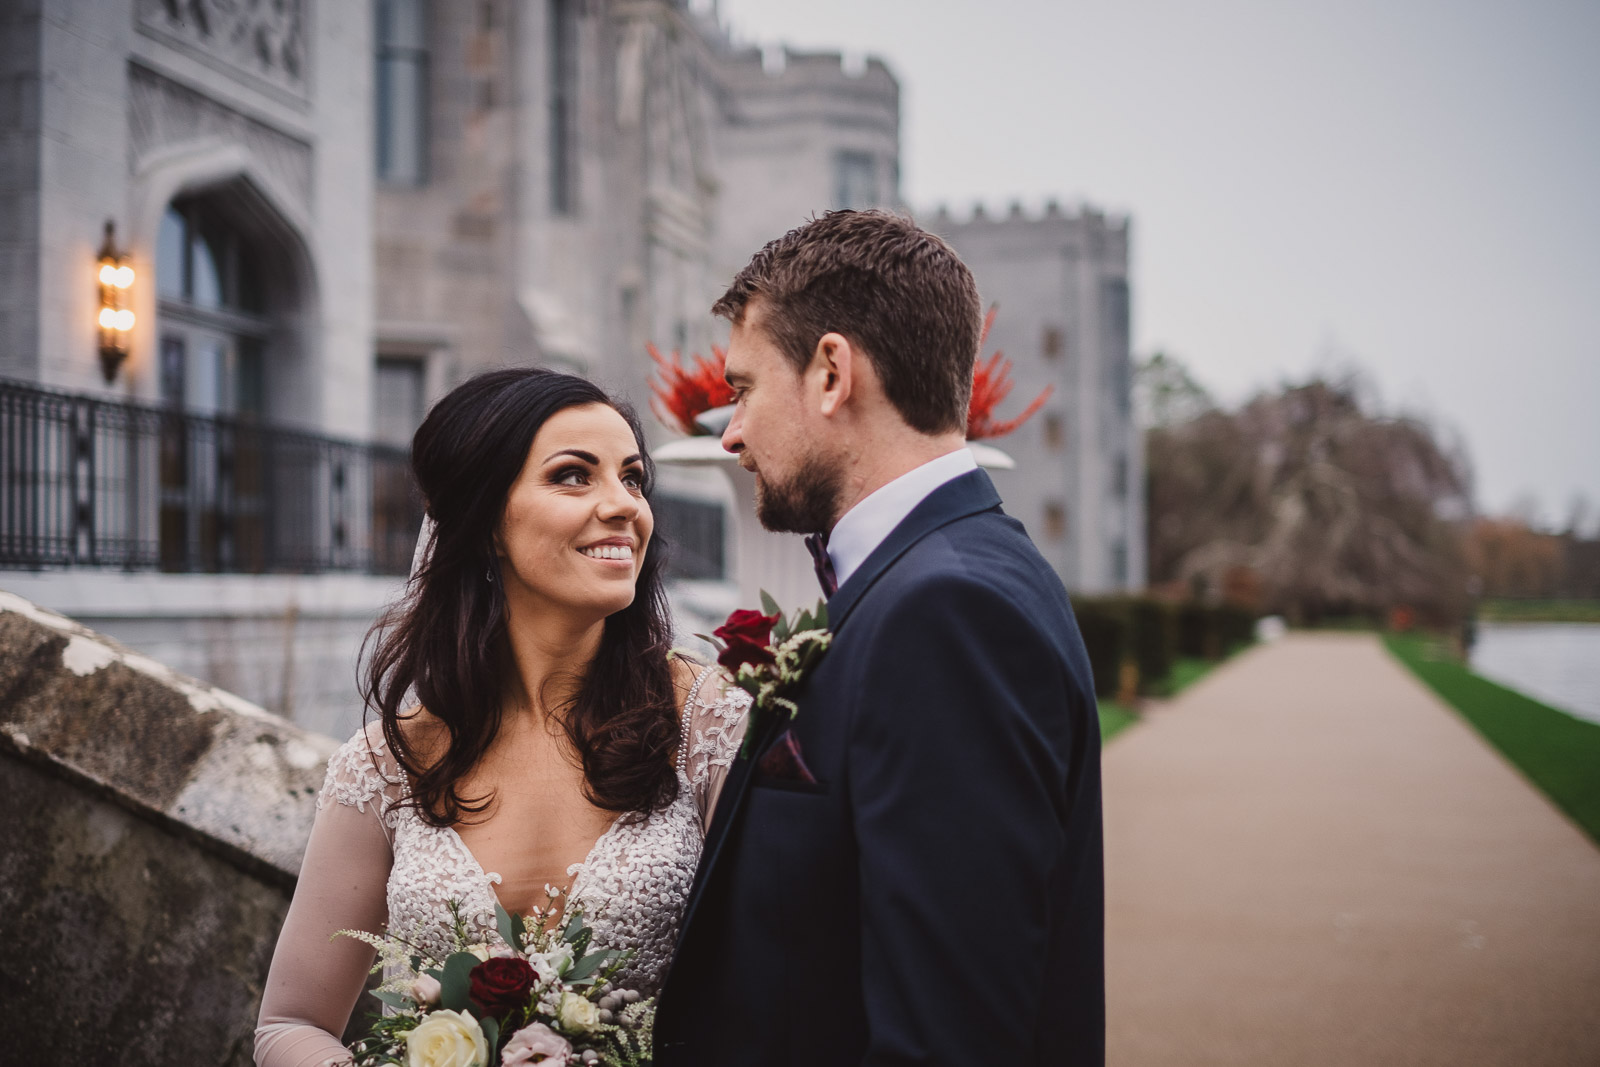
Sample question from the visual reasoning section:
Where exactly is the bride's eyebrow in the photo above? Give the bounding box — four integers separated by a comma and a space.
543, 449, 645, 467
544, 449, 599, 464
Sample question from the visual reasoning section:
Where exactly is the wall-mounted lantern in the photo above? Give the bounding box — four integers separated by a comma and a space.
96, 220, 136, 382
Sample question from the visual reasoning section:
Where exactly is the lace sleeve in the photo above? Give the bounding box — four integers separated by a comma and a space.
678, 663, 751, 831
314, 723, 404, 845
255, 725, 398, 1067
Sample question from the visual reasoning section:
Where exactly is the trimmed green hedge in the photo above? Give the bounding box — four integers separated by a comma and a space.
1074, 597, 1255, 697
1074, 602, 1129, 699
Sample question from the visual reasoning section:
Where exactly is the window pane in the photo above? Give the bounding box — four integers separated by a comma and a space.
236, 251, 266, 314
378, 54, 428, 184
833, 151, 876, 210
158, 207, 186, 301
549, 0, 578, 213
378, 0, 427, 49
653, 495, 726, 581
236, 338, 265, 418
190, 230, 224, 309
374, 357, 425, 447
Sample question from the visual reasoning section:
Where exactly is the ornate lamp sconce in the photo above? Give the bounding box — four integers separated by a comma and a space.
96, 220, 136, 382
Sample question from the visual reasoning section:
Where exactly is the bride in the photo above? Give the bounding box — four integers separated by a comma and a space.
255, 368, 748, 1066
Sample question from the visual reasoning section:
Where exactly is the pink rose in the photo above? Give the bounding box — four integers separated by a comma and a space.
409, 973, 442, 1007
501, 1021, 571, 1066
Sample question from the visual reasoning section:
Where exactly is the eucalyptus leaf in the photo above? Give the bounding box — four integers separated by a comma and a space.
566, 948, 619, 983
759, 590, 782, 617
693, 632, 724, 651
480, 1016, 500, 1054
562, 912, 585, 943
440, 952, 480, 1013
495, 901, 516, 948
773, 613, 791, 644
816, 600, 828, 628
371, 989, 414, 1011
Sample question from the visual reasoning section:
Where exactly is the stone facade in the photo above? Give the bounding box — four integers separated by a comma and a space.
931, 202, 1146, 594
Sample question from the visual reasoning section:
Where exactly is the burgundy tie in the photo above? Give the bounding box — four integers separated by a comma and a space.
804, 533, 838, 597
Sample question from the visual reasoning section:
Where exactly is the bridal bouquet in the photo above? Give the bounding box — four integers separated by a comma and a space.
338, 895, 653, 1067
702, 592, 832, 755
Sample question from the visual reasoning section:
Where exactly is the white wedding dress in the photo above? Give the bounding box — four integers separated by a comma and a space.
253, 664, 749, 1067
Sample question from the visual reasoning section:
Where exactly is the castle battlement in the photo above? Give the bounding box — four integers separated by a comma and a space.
717, 42, 897, 91
928, 198, 1130, 233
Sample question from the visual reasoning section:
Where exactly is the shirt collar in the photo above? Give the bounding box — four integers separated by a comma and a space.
827, 447, 978, 590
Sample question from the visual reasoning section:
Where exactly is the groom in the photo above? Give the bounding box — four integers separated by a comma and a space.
656, 211, 1104, 1065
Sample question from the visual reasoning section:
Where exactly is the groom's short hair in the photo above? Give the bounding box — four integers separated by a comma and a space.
713, 210, 982, 436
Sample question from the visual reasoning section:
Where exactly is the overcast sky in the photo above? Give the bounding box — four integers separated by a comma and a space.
711, 0, 1600, 528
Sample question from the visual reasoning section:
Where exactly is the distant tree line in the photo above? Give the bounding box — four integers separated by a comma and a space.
1466, 517, 1600, 601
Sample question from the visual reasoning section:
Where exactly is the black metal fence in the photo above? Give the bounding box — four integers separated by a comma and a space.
0, 378, 422, 575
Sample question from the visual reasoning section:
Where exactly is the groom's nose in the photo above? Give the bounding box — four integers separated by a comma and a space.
721, 408, 744, 455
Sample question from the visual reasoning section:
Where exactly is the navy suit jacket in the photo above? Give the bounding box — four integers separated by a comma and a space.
655, 469, 1105, 1065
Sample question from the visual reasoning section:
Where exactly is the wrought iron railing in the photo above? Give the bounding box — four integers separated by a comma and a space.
0, 378, 422, 575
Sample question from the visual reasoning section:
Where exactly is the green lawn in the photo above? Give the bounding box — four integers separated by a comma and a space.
1098, 700, 1138, 743
1099, 655, 1228, 743
1478, 599, 1600, 624
1384, 633, 1600, 847
1148, 656, 1217, 698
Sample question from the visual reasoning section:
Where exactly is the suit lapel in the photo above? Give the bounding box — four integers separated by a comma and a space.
825, 467, 1002, 633
674, 469, 1004, 951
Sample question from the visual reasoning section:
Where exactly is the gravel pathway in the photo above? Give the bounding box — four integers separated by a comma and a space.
1103, 632, 1600, 1066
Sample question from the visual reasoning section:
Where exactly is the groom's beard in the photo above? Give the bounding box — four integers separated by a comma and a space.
753, 455, 844, 534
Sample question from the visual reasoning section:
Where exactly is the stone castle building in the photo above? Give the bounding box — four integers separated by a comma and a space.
0, 0, 1140, 737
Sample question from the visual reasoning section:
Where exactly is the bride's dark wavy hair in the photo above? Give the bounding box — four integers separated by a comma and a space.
362, 367, 679, 826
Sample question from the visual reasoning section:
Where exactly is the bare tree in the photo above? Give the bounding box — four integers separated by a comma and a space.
1148, 369, 1473, 625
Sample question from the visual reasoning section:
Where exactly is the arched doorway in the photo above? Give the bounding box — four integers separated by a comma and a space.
153, 182, 308, 571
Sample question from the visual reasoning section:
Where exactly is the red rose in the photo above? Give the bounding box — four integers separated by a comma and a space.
469, 957, 536, 1020
714, 608, 780, 674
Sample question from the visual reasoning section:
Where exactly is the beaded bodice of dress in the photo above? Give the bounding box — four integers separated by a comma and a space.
315, 665, 748, 998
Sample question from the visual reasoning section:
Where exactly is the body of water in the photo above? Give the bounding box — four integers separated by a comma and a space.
1469, 622, 1600, 725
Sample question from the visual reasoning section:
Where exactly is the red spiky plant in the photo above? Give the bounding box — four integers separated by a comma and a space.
647, 343, 734, 436
967, 306, 1053, 439
648, 308, 1049, 440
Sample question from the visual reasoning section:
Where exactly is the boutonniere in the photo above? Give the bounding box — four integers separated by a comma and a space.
700, 592, 832, 757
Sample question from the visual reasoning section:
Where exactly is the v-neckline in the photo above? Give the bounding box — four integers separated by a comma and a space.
440, 812, 629, 929
387, 747, 630, 930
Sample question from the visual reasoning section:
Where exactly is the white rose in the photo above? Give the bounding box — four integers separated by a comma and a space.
404, 1009, 489, 1067
556, 992, 600, 1033
465, 943, 492, 962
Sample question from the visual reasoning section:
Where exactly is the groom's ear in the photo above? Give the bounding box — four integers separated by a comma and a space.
813, 331, 855, 418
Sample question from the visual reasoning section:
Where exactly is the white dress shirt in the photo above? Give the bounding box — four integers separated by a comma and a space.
826, 447, 978, 590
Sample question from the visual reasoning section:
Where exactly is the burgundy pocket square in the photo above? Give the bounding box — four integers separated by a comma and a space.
757, 728, 818, 785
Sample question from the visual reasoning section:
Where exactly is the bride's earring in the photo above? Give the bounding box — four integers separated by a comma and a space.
485, 563, 495, 583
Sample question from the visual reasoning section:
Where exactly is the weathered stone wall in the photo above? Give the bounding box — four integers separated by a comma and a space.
0, 590, 337, 1064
